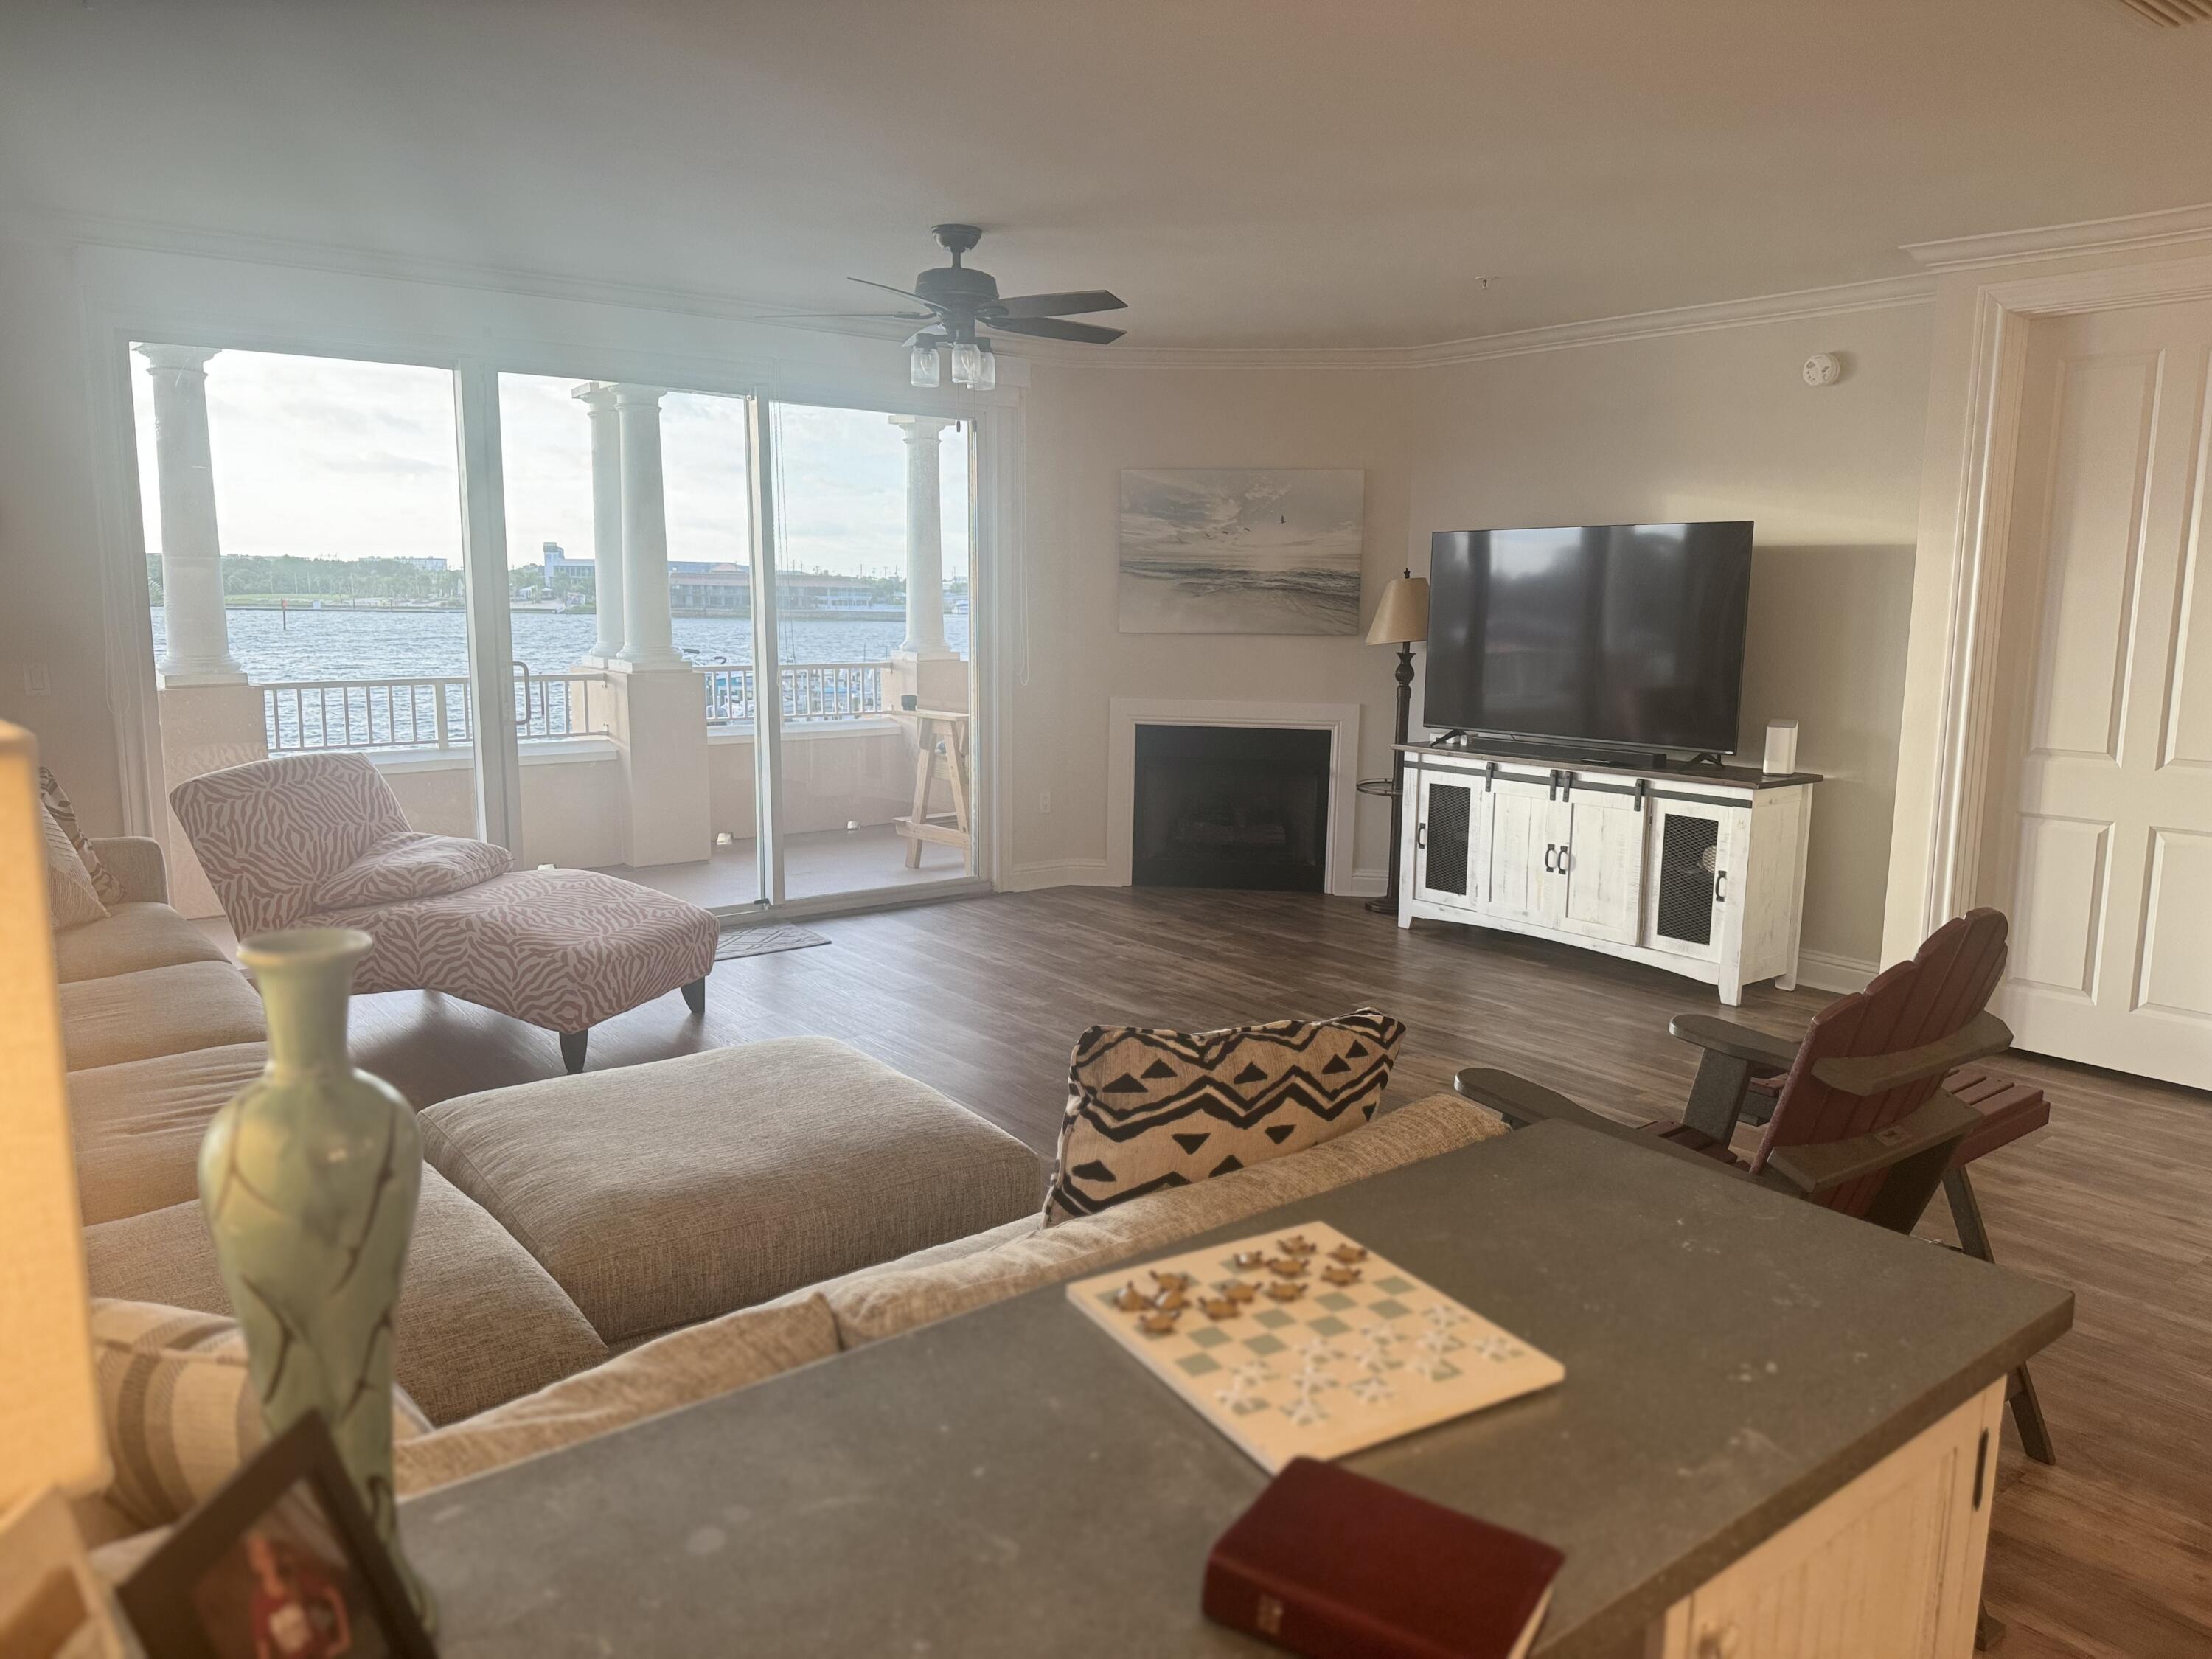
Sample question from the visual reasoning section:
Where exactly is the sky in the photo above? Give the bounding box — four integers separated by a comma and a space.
130, 347, 971, 578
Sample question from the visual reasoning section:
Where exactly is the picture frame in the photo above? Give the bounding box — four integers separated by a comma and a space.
116, 1414, 434, 1659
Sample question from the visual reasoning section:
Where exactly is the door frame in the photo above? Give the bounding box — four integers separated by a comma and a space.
1911, 249, 2212, 943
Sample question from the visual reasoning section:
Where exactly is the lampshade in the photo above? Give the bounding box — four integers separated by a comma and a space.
0, 721, 108, 1507
1366, 574, 1430, 646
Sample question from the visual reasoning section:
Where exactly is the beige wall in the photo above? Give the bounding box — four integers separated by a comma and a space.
1, 218, 1933, 975
1008, 362, 1416, 888
1402, 307, 1934, 975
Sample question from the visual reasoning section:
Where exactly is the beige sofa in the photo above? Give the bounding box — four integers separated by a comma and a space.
60, 838, 1510, 1523
62, 842, 1040, 1426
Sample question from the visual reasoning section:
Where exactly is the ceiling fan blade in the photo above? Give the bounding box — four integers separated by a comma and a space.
984, 315, 1126, 345
849, 276, 942, 307
755, 310, 933, 321
988, 289, 1127, 319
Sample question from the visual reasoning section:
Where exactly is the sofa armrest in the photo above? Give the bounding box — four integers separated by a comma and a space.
87, 835, 168, 905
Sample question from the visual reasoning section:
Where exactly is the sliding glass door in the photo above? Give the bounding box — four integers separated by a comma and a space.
479, 377, 982, 917
126, 344, 491, 923
122, 339, 988, 925
763, 402, 977, 902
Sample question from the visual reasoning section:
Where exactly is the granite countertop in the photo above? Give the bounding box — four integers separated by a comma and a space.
407, 1121, 2070, 1659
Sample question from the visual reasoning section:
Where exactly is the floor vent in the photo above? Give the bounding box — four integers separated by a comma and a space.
2112, 0, 2212, 24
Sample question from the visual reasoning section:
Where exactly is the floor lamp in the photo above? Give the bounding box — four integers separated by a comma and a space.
1363, 571, 1430, 917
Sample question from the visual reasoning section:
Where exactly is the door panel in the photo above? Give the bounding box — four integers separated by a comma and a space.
1557, 796, 1646, 944
1644, 802, 1729, 964
1412, 774, 1479, 909
1484, 785, 1557, 925
1988, 302, 2212, 1086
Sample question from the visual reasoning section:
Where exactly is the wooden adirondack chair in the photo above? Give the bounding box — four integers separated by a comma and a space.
1458, 909, 2014, 1228
1455, 908, 2056, 1475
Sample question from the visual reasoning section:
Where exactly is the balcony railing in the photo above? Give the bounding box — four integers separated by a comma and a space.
259, 661, 888, 754
703, 662, 886, 726
262, 666, 603, 754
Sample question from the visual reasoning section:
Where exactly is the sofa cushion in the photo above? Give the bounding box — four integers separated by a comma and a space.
823, 1091, 1503, 1347
315, 830, 515, 911
59, 961, 265, 1072
69, 1043, 270, 1225
88, 1298, 429, 1530
52, 902, 229, 984
41, 801, 109, 931
396, 1295, 838, 1496
81, 1167, 611, 1425
1046, 1007, 1406, 1222
420, 1037, 1043, 1344
41, 765, 125, 905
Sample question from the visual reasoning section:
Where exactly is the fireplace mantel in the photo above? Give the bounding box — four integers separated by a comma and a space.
1107, 698, 1363, 895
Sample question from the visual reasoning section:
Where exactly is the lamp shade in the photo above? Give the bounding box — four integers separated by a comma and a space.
0, 722, 108, 1507
1366, 574, 1430, 646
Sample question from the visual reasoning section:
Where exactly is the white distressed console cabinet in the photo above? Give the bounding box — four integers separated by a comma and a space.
1396, 743, 1820, 1004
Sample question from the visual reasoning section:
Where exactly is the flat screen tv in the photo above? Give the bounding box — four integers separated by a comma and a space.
1424, 521, 1753, 756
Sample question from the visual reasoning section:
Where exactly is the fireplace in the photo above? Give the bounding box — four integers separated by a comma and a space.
1131, 724, 1332, 891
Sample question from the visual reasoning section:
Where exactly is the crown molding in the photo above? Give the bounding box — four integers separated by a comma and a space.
6, 204, 1935, 372
1902, 199, 2212, 272
1005, 272, 1935, 371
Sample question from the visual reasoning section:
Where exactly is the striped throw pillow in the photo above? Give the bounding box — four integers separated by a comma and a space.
38, 766, 125, 906
89, 1299, 431, 1530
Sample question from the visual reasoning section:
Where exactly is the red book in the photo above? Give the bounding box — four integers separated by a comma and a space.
1203, 1458, 1564, 1659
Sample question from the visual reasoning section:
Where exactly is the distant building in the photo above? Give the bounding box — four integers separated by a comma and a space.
397, 555, 451, 573
541, 544, 878, 615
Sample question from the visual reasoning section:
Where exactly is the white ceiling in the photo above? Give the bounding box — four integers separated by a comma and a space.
3, 1, 2211, 349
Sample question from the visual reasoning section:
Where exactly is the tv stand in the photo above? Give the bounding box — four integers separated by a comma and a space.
1395, 742, 1820, 1005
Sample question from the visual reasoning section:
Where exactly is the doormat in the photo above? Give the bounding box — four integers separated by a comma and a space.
715, 923, 832, 962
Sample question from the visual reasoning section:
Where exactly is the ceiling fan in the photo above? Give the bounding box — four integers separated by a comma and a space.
774, 224, 1127, 389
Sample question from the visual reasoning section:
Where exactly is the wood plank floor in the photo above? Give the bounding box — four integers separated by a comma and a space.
334, 886, 2211, 1658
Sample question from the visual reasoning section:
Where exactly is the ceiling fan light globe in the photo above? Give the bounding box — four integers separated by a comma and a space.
950, 340, 986, 387
909, 341, 942, 388
970, 341, 997, 391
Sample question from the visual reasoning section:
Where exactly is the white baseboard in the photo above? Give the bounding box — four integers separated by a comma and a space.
1002, 859, 1117, 893
1792, 949, 1877, 995
1346, 866, 1389, 900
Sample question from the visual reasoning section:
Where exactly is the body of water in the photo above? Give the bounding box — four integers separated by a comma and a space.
150, 607, 969, 681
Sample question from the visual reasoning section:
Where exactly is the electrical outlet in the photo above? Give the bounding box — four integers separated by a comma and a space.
23, 662, 51, 695
1039, 790, 1052, 815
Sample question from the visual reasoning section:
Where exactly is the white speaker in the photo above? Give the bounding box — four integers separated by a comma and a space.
1762, 719, 1800, 778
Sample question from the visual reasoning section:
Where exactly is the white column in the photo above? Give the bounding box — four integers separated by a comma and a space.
890, 415, 956, 658
613, 385, 685, 670
138, 345, 243, 684
573, 383, 627, 665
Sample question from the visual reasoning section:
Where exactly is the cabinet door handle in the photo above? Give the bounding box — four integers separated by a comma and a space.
1543, 844, 1557, 873
1416, 824, 1427, 849
1715, 869, 1728, 903
1557, 846, 1572, 875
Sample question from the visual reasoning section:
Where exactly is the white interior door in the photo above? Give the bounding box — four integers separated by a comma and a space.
1983, 299, 2212, 1088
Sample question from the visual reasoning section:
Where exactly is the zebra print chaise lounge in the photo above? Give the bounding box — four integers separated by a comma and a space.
171, 753, 716, 1072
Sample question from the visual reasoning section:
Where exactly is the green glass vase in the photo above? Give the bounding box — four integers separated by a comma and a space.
198, 927, 433, 1628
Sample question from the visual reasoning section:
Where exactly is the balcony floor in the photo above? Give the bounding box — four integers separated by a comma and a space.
602, 822, 970, 911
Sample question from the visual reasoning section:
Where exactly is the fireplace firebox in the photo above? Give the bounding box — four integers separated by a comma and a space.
1131, 724, 1332, 891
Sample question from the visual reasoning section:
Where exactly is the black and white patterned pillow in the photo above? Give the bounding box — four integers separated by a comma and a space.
1044, 1008, 1405, 1224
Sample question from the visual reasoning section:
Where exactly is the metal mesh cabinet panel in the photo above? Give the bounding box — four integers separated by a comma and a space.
1656, 813, 1720, 945
1424, 783, 1472, 897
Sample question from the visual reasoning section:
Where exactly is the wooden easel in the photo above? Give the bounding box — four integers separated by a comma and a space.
894, 709, 971, 869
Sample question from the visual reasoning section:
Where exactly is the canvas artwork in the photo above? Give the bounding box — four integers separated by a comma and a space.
1119, 468, 1366, 635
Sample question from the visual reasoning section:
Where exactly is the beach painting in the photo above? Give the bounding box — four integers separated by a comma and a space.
1119, 468, 1365, 634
